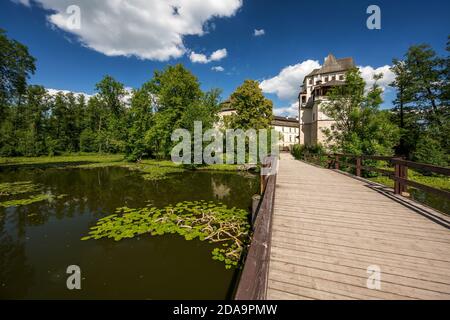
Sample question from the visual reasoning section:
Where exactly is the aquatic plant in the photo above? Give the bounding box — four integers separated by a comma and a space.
0, 193, 66, 208
0, 194, 51, 207
0, 181, 41, 196
141, 166, 185, 181
81, 200, 251, 268
71, 161, 186, 181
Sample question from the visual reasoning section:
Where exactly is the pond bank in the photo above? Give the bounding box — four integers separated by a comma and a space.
0, 154, 249, 180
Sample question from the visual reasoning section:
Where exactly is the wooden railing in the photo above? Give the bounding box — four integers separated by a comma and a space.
303, 153, 450, 199
234, 156, 278, 300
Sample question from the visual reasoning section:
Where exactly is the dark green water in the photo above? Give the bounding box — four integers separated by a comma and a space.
0, 167, 259, 299
410, 189, 450, 215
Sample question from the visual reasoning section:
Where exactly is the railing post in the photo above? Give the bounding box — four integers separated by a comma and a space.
394, 160, 402, 195
401, 163, 408, 194
335, 155, 340, 170
356, 156, 362, 177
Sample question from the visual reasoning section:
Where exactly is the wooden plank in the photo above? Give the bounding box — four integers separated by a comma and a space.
269, 266, 416, 300
269, 244, 450, 284
271, 235, 450, 275
266, 153, 450, 300
270, 249, 450, 295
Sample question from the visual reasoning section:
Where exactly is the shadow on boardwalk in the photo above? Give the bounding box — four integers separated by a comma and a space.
267, 153, 450, 300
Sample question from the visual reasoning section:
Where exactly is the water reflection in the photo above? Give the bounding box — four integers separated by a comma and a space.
0, 167, 259, 299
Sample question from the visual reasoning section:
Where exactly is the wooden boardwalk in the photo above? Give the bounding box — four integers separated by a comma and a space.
267, 153, 450, 300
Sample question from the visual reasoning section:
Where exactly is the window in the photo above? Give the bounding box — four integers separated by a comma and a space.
331, 125, 335, 131
324, 76, 329, 82
308, 79, 312, 85
339, 75, 344, 80
312, 113, 315, 121
332, 75, 336, 80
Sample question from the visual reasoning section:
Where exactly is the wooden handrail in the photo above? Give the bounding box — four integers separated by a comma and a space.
302, 152, 450, 199
234, 156, 277, 300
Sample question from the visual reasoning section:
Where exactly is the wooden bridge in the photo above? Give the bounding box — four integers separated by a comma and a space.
236, 153, 450, 300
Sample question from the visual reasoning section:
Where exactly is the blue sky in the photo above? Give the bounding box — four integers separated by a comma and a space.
1, 0, 449, 116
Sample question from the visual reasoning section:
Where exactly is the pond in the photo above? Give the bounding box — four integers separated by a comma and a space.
410, 189, 450, 215
0, 166, 259, 299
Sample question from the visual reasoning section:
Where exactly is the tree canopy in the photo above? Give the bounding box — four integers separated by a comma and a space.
390, 39, 449, 165
226, 80, 273, 130
321, 68, 400, 156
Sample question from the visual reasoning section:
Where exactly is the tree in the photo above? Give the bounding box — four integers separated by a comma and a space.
404, 44, 443, 119
390, 59, 417, 157
322, 68, 399, 156
144, 64, 220, 159
94, 76, 127, 153
0, 29, 36, 116
390, 39, 449, 165
15, 85, 51, 156
227, 80, 273, 130
125, 85, 154, 161
0, 29, 36, 156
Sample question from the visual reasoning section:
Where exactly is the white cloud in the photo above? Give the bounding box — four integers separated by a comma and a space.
260, 60, 320, 101
189, 52, 210, 64
46, 88, 92, 99
46, 87, 134, 105
211, 66, 225, 72
189, 48, 228, 64
254, 29, 265, 36
274, 102, 299, 117
210, 48, 227, 61
14, 0, 242, 61
358, 65, 395, 92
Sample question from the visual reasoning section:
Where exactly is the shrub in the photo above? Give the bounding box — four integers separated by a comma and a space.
291, 144, 325, 160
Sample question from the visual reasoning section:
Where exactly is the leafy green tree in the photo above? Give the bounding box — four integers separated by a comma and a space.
93, 76, 127, 153
126, 85, 154, 161
413, 133, 449, 166
390, 39, 449, 165
404, 45, 443, 119
15, 85, 51, 156
227, 80, 273, 130
390, 59, 418, 157
80, 128, 97, 152
144, 64, 219, 159
0, 29, 36, 117
322, 68, 399, 156
0, 29, 36, 156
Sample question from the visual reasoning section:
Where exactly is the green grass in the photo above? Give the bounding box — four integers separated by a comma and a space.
197, 163, 239, 172
0, 153, 124, 166
368, 169, 450, 192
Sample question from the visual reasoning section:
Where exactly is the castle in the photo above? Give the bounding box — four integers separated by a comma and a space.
298, 53, 355, 145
